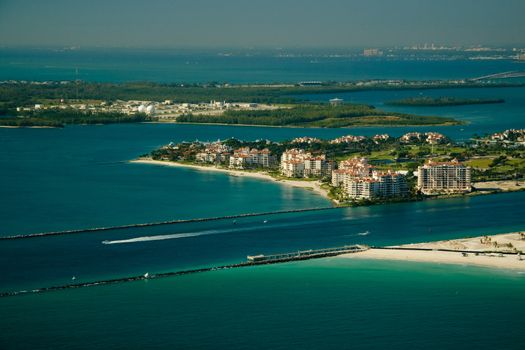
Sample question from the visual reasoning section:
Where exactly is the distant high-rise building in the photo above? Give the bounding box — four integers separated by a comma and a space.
363, 49, 383, 57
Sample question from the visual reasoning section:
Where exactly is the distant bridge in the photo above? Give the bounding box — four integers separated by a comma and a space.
470, 71, 525, 81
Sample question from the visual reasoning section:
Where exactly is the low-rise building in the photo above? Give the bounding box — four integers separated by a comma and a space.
330, 135, 366, 144
400, 132, 447, 144
372, 134, 390, 143
195, 141, 232, 164
329, 98, 344, 106
417, 159, 471, 195
291, 136, 322, 144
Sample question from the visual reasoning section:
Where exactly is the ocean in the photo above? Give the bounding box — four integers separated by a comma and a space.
1, 49, 525, 349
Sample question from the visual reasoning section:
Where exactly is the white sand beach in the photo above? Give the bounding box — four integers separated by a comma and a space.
130, 158, 334, 203
341, 232, 525, 271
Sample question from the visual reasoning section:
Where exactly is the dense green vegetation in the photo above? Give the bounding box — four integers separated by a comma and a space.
0, 110, 148, 127
177, 104, 460, 127
386, 96, 505, 107
0, 80, 519, 127
1, 80, 521, 108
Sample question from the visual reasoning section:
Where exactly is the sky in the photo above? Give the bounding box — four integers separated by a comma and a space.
0, 0, 524, 48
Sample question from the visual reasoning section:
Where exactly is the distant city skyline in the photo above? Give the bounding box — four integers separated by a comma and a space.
1, 0, 524, 48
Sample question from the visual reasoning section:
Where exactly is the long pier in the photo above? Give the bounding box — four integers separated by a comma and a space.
0, 245, 367, 298
0, 206, 344, 241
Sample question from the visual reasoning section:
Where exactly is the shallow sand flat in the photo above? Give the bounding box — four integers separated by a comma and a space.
343, 248, 525, 271
474, 180, 525, 192
130, 158, 334, 203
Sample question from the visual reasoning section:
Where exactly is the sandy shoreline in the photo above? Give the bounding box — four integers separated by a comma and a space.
130, 158, 334, 203
341, 232, 525, 271
474, 180, 525, 192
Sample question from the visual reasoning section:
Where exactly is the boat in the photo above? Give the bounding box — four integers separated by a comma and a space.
144, 272, 150, 279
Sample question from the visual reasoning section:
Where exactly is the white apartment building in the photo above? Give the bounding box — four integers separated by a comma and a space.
331, 157, 373, 186
280, 149, 332, 178
344, 171, 408, 200
417, 159, 471, 195
229, 147, 273, 169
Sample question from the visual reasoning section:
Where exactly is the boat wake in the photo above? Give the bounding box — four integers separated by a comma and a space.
102, 216, 366, 245
102, 229, 227, 244
343, 230, 370, 237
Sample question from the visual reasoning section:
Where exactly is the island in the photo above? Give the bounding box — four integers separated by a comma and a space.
1, 79, 521, 127
135, 129, 525, 205
386, 96, 505, 107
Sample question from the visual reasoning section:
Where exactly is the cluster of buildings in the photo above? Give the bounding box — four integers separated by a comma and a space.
16, 99, 274, 119
489, 129, 525, 143
329, 156, 472, 199
291, 137, 322, 144
193, 141, 274, 169
290, 134, 390, 146
330, 135, 366, 144
171, 133, 474, 200
280, 149, 333, 178
195, 141, 232, 164
400, 132, 447, 144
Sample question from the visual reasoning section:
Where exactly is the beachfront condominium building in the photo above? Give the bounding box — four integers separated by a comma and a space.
417, 159, 471, 195
344, 170, 408, 200
332, 157, 407, 200
331, 157, 373, 186
229, 147, 273, 169
280, 149, 333, 178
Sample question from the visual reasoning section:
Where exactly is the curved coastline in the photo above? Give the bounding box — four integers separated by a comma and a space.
130, 157, 335, 203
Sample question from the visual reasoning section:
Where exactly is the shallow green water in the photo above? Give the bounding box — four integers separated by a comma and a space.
1, 259, 524, 350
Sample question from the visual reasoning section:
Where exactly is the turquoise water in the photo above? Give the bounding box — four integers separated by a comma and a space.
1, 259, 524, 349
1, 192, 524, 292
1, 52, 525, 348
